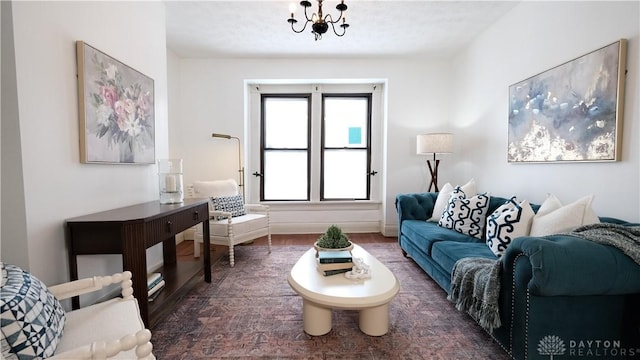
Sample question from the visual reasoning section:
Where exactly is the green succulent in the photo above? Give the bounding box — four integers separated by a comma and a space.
316, 225, 351, 248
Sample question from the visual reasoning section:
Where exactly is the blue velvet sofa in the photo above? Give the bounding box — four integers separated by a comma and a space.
396, 192, 640, 360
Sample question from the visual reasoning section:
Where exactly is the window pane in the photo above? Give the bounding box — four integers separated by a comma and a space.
264, 151, 308, 200
264, 97, 308, 148
324, 97, 368, 148
323, 149, 367, 199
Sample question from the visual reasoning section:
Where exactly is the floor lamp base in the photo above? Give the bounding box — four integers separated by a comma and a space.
426, 157, 440, 192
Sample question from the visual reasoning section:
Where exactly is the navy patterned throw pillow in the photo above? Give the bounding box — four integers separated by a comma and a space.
1, 262, 66, 360
485, 197, 535, 257
211, 194, 246, 220
438, 187, 491, 239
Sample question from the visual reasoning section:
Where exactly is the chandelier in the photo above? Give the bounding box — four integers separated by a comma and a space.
287, 0, 349, 41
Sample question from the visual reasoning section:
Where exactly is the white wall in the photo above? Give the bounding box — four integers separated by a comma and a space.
171, 58, 453, 235
1, 0, 29, 269
450, 1, 640, 222
171, 1, 640, 232
167, 48, 182, 160
4, 1, 169, 286
6, 2, 633, 287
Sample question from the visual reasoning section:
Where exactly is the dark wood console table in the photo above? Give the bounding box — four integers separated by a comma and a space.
65, 199, 211, 327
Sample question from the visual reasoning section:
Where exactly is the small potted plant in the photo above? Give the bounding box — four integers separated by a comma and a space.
314, 224, 353, 254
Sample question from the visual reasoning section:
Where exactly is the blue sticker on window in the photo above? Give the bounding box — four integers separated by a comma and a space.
348, 127, 361, 144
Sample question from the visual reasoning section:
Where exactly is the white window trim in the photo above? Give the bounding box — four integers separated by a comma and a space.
247, 82, 384, 204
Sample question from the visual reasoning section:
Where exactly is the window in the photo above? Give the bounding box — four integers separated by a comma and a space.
261, 94, 311, 201
252, 83, 381, 203
321, 94, 371, 200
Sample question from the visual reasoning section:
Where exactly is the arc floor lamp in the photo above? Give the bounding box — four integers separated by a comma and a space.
211, 133, 245, 199
417, 133, 453, 192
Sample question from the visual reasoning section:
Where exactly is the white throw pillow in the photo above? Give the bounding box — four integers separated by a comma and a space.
534, 193, 563, 217
583, 203, 600, 225
428, 178, 476, 222
529, 194, 600, 236
485, 197, 535, 257
438, 187, 490, 239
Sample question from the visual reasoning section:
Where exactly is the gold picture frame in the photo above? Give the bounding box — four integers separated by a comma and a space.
76, 41, 155, 164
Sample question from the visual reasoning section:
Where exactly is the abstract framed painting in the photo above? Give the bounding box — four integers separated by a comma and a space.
76, 41, 155, 164
507, 39, 627, 163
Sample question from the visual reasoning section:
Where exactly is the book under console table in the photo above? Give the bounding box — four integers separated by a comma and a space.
65, 199, 211, 328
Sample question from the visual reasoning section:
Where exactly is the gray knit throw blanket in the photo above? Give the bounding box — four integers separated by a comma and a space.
566, 222, 640, 265
447, 257, 502, 332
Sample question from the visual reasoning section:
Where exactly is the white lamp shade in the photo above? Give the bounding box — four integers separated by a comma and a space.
417, 133, 453, 154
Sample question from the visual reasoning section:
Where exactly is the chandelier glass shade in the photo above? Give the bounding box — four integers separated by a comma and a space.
288, 0, 349, 41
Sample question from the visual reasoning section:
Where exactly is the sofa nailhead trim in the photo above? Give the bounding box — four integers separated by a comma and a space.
509, 254, 522, 358
482, 256, 521, 360
525, 287, 530, 360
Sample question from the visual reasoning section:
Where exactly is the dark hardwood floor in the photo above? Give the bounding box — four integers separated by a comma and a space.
177, 233, 397, 263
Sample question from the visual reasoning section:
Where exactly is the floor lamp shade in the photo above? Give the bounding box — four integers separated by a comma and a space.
416, 133, 453, 192
416, 133, 454, 155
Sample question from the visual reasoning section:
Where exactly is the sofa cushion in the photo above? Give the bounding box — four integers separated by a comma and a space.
438, 189, 491, 239
0, 263, 66, 360
485, 197, 535, 257
431, 241, 497, 277
211, 194, 246, 220
428, 179, 476, 222
530, 194, 599, 236
401, 220, 479, 256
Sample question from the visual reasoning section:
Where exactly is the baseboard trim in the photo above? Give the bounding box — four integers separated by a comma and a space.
382, 224, 398, 237
271, 222, 381, 234
181, 222, 394, 236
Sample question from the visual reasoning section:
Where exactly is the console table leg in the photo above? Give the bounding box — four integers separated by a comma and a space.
302, 300, 332, 336
163, 236, 177, 265
203, 219, 211, 282
69, 254, 80, 309
122, 223, 149, 327
359, 304, 390, 336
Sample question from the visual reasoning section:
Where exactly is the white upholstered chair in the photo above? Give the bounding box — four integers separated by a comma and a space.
189, 179, 271, 267
1, 263, 154, 360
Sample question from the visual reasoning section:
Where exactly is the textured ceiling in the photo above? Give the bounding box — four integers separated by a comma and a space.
165, 1, 520, 59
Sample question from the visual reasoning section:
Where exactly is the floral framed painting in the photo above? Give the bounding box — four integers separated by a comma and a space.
76, 41, 155, 164
507, 39, 627, 163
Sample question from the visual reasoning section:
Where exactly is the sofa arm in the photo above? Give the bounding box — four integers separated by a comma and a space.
395, 192, 437, 242
396, 193, 437, 222
49, 329, 154, 360
48, 271, 134, 301
502, 235, 640, 296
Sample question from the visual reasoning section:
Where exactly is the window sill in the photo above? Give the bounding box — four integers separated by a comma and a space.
260, 200, 381, 211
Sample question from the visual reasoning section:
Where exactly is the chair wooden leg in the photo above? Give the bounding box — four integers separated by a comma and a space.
267, 210, 272, 253
228, 245, 235, 267
194, 240, 201, 258
228, 225, 235, 267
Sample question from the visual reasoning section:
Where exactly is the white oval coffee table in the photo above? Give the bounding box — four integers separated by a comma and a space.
287, 244, 400, 336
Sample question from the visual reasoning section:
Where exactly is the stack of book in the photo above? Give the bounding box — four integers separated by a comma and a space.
147, 272, 165, 302
317, 250, 353, 276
